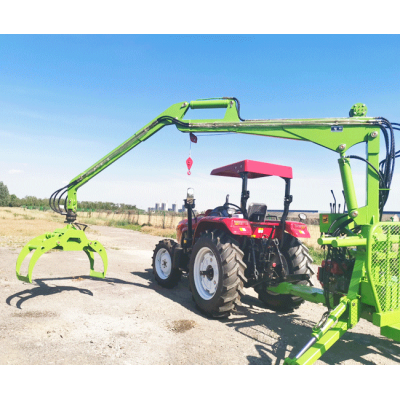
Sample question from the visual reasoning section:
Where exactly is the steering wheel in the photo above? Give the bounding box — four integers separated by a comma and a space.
210, 201, 244, 218
224, 202, 244, 215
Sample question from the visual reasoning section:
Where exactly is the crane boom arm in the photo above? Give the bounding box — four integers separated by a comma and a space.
57, 98, 383, 226
59, 101, 191, 218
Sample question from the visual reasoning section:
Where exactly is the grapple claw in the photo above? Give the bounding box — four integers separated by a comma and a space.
16, 225, 108, 283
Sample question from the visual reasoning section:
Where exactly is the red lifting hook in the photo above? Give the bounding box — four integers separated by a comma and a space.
186, 157, 193, 175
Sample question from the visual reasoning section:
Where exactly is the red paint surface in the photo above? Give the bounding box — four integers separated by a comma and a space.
176, 216, 310, 245
211, 160, 293, 179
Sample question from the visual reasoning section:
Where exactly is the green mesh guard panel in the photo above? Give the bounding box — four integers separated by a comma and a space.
370, 223, 400, 313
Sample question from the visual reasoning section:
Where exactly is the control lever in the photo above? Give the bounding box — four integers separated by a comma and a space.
331, 190, 336, 213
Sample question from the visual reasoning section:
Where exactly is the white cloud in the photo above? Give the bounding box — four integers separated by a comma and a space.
8, 169, 24, 174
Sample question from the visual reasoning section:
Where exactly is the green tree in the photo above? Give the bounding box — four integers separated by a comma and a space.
9, 194, 20, 207
0, 181, 10, 206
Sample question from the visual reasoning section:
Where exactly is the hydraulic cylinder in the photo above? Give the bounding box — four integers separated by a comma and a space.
338, 158, 358, 218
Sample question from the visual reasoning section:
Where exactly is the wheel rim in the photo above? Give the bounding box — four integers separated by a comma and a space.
155, 248, 172, 280
193, 246, 219, 300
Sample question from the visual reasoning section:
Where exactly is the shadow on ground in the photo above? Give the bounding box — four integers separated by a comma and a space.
6, 278, 94, 309
131, 267, 400, 365
6, 268, 400, 365
6, 272, 151, 309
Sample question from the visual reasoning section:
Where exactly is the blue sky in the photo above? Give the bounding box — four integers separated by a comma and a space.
1, 35, 400, 212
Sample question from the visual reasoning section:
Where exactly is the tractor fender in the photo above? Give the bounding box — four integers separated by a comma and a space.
194, 217, 252, 240
176, 219, 186, 245
284, 221, 311, 239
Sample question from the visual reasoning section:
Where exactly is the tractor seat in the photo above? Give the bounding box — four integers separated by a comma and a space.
248, 203, 267, 222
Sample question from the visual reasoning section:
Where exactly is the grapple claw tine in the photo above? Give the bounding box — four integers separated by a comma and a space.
84, 249, 95, 271
16, 225, 108, 283
16, 233, 49, 283
85, 241, 108, 279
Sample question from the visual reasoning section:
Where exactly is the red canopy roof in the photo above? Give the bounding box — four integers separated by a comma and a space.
210, 160, 292, 179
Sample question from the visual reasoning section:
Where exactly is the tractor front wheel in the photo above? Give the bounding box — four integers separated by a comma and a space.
152, 239, 182, 288
189, 230, 247, 318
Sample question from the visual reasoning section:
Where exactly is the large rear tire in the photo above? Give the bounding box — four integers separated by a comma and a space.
152, 239, 182, 288
254, 233, 313, 311
189, 230, 247, 318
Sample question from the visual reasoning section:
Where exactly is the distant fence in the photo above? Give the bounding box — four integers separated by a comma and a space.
22, 206, 52, 211
22, 206, 114, 212
79, 210, 185, 229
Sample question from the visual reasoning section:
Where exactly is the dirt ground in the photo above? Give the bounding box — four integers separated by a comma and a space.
1, 224, 400, 365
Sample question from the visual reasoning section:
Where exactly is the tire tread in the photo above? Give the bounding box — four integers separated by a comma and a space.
255, 233, 314, 311
152, 239, 182, 288
189, 229, 246, 318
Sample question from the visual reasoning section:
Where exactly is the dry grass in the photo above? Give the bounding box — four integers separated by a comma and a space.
79, 216, 110, 226
0, 207, 177, 247
0, 207, 101, 247
140, 225, 176, 238
79, 213, 177, 238
0, 207, 65, 247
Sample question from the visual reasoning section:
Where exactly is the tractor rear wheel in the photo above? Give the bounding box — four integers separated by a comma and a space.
189, 230, 247, 318
152, 239, 182, 288
254, 233, 313, 311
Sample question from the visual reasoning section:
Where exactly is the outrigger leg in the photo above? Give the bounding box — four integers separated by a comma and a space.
284, 297, 358, 365
16, 224, 108, 283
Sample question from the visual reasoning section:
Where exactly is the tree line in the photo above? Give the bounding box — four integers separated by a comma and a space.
0, 181, 141, 211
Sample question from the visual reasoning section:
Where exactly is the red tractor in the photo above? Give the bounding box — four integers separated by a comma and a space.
152, 160, 314, 317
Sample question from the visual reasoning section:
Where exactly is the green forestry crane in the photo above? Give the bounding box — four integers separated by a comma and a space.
16, 98, 400, 365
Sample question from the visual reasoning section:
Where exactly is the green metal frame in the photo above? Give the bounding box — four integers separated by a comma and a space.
16, 98, 400, 365
16, 224, 107, 283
